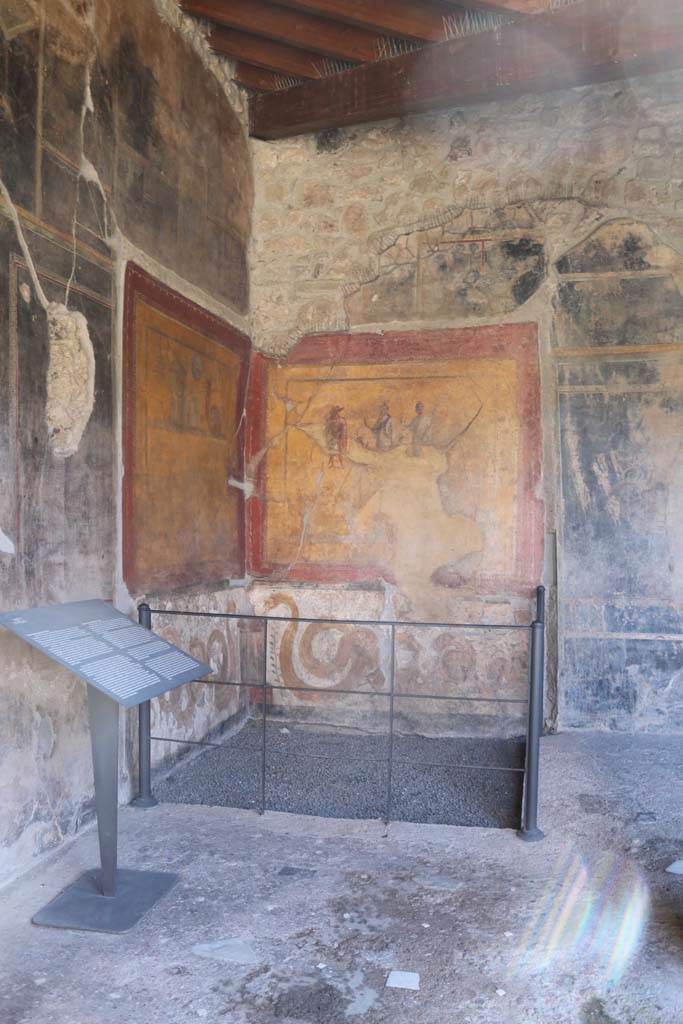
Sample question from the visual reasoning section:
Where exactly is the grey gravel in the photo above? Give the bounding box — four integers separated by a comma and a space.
153, 719, 525, 828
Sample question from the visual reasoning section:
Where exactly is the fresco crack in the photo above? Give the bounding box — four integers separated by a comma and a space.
344, 200, 552, 327
64, 58, 95, 307
366, 186, 604, 261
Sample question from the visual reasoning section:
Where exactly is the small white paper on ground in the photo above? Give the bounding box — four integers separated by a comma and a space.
666, 859, 683, 875
386, 971, 420, 991
0, 528, 15, 555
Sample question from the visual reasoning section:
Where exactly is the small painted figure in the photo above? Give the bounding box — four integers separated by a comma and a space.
325, 405, 347, 467
367, 401, 396, 451
407, 401, 432, 456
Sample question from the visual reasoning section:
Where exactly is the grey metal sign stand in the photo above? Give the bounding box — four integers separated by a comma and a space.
0, 599, 211, 933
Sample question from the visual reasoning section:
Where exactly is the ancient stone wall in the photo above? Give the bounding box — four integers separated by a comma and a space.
250, 68, 683, 735
0, 0, 252, 883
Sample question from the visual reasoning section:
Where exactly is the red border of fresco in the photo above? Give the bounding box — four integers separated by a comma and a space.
246, 324, 544, 596
123, 263, 250, 593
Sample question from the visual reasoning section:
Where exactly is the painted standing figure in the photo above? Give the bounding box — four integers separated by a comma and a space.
407, 401, 432, 456
324, 405, 347, 467
367, 401, 396, 451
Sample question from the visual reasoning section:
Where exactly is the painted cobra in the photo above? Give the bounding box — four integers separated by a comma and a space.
264, 593, 385, 700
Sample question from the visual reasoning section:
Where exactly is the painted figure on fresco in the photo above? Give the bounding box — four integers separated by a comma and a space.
365, 401, 396, 451
324, 405, 348, 467
264, 353, 520, 620
406, 401, 432, 456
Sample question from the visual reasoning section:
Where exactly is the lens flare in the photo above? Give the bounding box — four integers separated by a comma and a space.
510, 849, 650, 986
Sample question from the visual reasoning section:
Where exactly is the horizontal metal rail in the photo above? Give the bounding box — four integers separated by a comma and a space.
148, 607, 530, 631
198, 677, 528, 704
135, 588, 546, 834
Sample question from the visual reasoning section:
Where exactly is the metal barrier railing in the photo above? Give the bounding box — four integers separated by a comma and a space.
132, 586, 546, 840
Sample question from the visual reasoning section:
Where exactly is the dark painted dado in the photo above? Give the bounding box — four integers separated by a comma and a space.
557, 221, 683, 731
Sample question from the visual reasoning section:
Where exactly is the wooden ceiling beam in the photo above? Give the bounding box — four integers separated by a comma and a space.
271, 0, 457, 42
183, 0, 384, 62
233, 62, 300, 92
250, 0, 683, 139
441, 0, 548, 12
209, 25, 324, 78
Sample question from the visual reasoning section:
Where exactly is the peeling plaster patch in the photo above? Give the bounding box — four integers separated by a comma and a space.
35, 714, 56, 760
228, 476, 255, 499
46, 303, 95, 458
592, 453, 621, 523
0, 528, 16, 556
380, 579, 401, 621
79, 153, 100, 188
563, 413, 591, 515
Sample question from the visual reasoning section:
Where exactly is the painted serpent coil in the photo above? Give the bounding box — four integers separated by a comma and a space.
264, 593, 385, 700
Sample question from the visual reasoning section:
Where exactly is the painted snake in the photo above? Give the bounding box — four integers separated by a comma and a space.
264, 593, 385, 700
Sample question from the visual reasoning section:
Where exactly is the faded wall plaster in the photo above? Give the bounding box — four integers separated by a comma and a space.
250, 69, 683, 734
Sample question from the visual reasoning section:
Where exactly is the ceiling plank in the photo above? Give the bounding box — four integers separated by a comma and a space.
183, 0, 384, 62
209, 25, 324, 78
271, 0, 456, 42
458, 0, 548, 11
441, 0, 548, 12
233, 62, 300, 92
250, 0, 683, 139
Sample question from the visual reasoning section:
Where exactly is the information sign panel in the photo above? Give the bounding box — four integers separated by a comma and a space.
0, 600, 210, 708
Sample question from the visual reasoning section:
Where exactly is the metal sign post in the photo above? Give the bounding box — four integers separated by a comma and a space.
0, 599, 211, 933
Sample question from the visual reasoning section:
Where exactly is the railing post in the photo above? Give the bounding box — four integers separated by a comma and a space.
131, 602, 157, 808
518, 585, 545, 841
260, 618, 268, 815
384, 624, 396, 826
536, 583, 546, 626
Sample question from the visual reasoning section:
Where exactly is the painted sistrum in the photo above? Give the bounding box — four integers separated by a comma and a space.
0, 1, 681, 1023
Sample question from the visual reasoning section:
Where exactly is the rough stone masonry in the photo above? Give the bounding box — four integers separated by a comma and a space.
249, 68, 683, 736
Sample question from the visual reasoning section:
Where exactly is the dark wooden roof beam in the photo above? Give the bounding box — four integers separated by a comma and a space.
209, 25, 324, 78
441, 0, 549, 12
183, 0, 384, 62
250, 0, 683, 139
272, 0, 459, 42
233, 61, 302, 92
